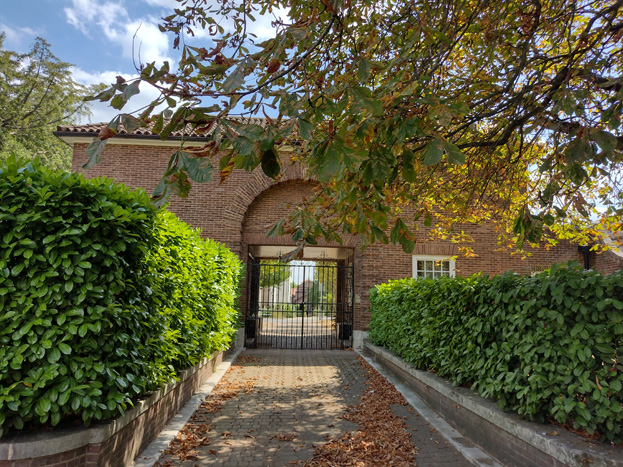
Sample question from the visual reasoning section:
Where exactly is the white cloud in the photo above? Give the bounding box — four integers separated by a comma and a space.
63, 0, 291, 124
64, 0, 173, 67
0, 23, 38, 49
141, 0, 180, 8
247, 6, 289, 39
71, 67, 122, 87
64, 0, 118, 35
64, 0, 286, 64
72, 67, 164, 124
118, 20, 173, 65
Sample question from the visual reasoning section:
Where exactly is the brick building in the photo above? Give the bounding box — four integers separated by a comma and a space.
55, 122, 623, 348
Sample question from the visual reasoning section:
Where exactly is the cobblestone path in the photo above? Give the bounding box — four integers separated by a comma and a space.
154, 349, 471, 467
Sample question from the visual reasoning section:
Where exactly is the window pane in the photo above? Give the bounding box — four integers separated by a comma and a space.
414, 257, 454, 279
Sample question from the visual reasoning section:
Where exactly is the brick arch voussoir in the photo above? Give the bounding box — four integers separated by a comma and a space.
231, 163, 313, 228
239, 172, 360, 250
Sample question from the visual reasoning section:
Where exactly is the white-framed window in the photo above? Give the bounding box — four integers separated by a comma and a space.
412, 255, 455, 278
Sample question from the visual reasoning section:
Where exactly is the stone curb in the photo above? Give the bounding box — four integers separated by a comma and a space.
357, 350, 503, 466
363, 340, 623, 467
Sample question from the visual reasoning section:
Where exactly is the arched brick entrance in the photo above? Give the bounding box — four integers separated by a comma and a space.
240, 180, 360, 349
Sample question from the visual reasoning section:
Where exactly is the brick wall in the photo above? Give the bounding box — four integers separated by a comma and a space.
593, 249, 623, 274
363, 343, 623, 467
71, 143, 313, 256
0, 447, 89, 467
70, 141, 618, 331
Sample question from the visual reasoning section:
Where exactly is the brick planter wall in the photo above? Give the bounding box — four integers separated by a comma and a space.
363, 341, 623, 467
0, 347, 231, 467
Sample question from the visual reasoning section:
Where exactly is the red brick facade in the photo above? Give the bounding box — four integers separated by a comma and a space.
67, 139, 622, 331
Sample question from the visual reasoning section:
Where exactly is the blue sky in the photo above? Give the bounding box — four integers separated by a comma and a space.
1, 0, 282, 124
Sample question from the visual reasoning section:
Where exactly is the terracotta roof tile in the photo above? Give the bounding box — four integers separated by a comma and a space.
56, 117, 273, 139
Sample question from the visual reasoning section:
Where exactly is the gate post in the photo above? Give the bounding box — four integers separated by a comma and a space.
246, 259, 261, 348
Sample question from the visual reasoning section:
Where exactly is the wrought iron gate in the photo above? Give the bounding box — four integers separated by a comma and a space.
245, 259, 354, 349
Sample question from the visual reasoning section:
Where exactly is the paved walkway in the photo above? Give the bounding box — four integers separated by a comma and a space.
153, 349, 472, 467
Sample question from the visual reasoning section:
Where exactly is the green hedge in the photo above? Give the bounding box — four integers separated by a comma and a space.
145, 210, 242, 369
369, 263, 623, 443
0, 157, 241, 436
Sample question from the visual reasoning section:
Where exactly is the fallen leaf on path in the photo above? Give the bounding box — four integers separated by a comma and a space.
271, 433, 298, 441
303, 356, 418, 467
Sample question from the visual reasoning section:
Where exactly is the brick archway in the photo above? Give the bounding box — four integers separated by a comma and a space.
240, 177, 360, 252
238, 177, 363, 342
230, 164, 312, 238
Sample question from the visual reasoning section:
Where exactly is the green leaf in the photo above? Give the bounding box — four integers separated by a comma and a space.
266, 219, 285, 238
110, 94, 126, 110
180, 152, 214, 183
593, 130, 617, 153
352, 86, 383, 116
260, 148, 281, 178
58, 390, 71, 406
71, 396, 81, 411
402, 149, 417, 183
83, 139, 108, 169
222, 66, 245, 93
10, 354, 24, 369
201, 63, 231, 76
120, 113, 141, 133
13, 416, 24, 430
564, 137, 592, 164
422, 135, 444, 166
152, 113, 164, 134
288, 27, 307, 40
122, 81, 140, 100
442, 140, 466, 165
3, 231, 14, 244
11, 263, 25, 275
162, 105, 186, 137
47, 347, 61, 363
399, 236, 415, 253
423, 213, 433, 227
298, 119, 313, 140
91, 86, 115, 102
358, 58, 371, 82
58, 343, 72, 355
310, 140, 335, 182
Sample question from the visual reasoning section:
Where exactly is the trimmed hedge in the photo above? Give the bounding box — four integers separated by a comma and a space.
0, 157, 241, 436
369, 263, 623, 443
145, 210, 242, 370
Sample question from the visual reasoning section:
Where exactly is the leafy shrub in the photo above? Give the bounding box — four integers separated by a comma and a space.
369, 263, 623, 443
144, 210, 242, 369
0, 157, 241, 436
